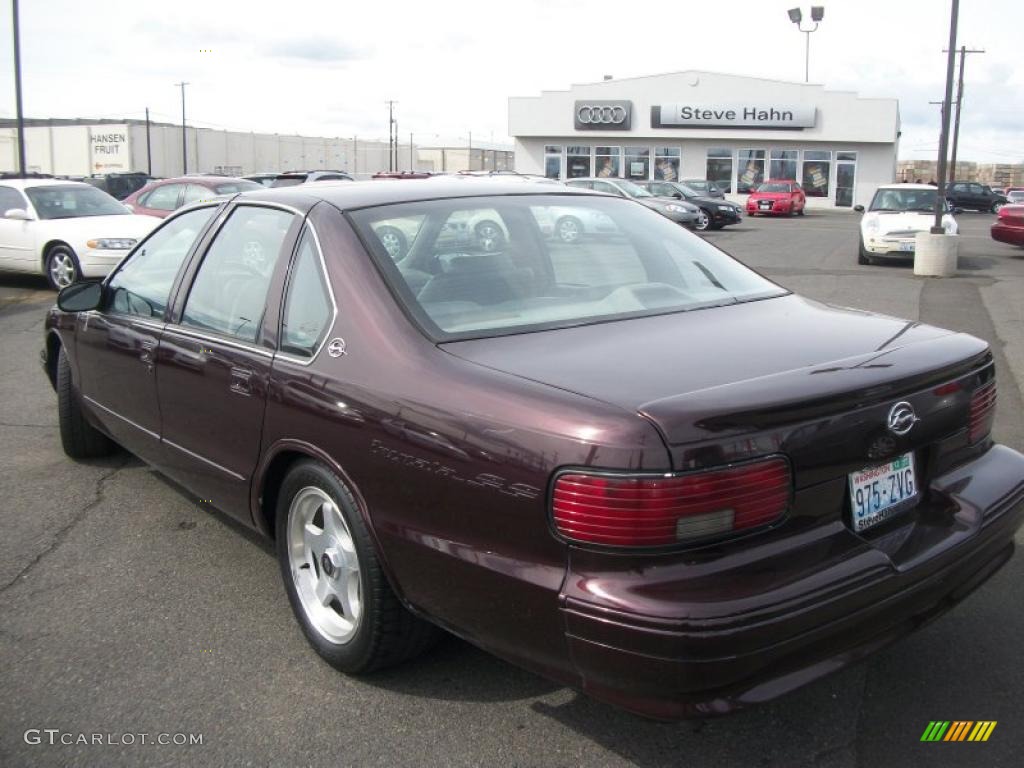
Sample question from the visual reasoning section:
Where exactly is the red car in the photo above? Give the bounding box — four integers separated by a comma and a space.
123, 175, 262, 218
746, 179, 807, 216
991, 204, 1024, 247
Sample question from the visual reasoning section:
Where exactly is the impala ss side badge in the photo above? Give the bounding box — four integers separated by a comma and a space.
327, 338, 347, 358
887, 401, 918, 436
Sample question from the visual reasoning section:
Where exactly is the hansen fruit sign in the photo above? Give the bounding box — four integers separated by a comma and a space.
652, 103, 816, 129
89, 125, 132, 172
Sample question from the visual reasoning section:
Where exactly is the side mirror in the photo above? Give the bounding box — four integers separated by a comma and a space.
4, 208, 33, 221
57, 280, 104, 312
853, 204, 865, 213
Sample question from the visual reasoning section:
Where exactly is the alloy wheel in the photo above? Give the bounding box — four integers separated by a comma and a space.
48, 250, 77, 289
695, 210, 711, 231
476, 222, 505, 252
287, 486, 362, 645
379, 230, 404, 259
557, 218, 581, 243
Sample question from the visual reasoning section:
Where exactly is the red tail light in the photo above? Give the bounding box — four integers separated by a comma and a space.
551, 458, 790, 547
969, 380, 997, 443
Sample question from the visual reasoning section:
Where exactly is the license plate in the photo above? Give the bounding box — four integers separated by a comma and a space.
899, 242, 915, 252
759, 201, 771, 209
848, 452, 918, 532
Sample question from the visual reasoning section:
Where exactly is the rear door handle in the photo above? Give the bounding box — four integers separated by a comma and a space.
139, 339, 157, 368
229, 366, 253, 396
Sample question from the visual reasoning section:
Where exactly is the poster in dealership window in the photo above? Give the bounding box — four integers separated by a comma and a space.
803, 163, 830, 197
654, 157, 679, 181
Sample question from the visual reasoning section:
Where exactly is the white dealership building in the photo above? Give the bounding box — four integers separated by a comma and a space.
509, 70, 900, 208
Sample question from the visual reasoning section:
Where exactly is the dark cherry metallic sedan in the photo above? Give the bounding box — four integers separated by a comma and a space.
42, 180, 1024, 719
123, 175, 263, 218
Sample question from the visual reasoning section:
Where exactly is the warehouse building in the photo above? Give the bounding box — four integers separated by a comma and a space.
0, 118, 512, 179
509, 70, 901, 208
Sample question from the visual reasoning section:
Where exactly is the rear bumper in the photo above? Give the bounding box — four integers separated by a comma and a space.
560, 444, 1024, 719
991, 223, 1024, 246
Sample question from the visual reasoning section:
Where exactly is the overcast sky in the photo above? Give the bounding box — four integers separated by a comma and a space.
0, 0, 1020, 162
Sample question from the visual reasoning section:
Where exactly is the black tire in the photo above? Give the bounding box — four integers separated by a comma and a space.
694, 208, 712, 231
57, 346, 115, 459
991, 202, 1004, 214
474, 220, 506, 252
858, 237, 872, 265
45, 244, 81, 291
376, 226, 408, 261
276, 459, 440, 673
797, 205, 806, 216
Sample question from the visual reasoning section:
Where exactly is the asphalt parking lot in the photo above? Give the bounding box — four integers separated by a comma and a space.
1, 209, 1023, 768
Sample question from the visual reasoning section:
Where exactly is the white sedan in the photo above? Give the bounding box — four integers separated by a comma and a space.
0, 178, 160, 289
855, 184, 957, 265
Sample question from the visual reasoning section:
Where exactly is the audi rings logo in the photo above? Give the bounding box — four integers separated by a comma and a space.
577, 105, 626, 124
573, 100, 632, 130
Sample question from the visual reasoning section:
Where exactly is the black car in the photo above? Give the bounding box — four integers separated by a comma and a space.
946, 181, 1007, 213
641, 180, 743, 231
680, 179, 726, 199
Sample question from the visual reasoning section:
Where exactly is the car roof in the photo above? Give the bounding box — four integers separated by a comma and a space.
232, 178, 605, 213
0, 178, 92, 190
877, 184, 937, 190
151, 175, 251, 185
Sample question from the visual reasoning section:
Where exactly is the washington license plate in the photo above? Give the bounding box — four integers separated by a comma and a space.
848, 452, 918, 532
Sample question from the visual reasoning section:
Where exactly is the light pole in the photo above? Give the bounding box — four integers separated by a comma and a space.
787, 6, 825, 83
11, 0, 27, 176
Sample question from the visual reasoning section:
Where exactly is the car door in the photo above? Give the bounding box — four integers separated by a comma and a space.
156, 203, 301, 524
74, 205, 219, 461
0, 185, 36, 270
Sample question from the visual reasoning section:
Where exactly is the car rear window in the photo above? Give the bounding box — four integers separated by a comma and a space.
271, 176, 307, 188
215, 181, 263, 194
350, 194, 786, 340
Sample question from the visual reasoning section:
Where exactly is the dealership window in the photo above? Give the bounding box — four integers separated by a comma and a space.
654, 147, 681, 182
769, 149, 798, 181
595, 146, 621, 178
705, 147, 732, 193
624, 147, 650, 180
802, 150, 831, 198
566, 146, 592, 178
544, 145, 562, 179
737, 149, 766, 193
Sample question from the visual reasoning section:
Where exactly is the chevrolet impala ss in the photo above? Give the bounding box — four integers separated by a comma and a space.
42, 180, 1024, 718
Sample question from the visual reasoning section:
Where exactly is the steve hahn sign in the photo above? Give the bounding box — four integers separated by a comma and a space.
652, 103, 816, 129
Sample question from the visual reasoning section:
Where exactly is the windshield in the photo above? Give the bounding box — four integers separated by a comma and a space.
270, 176, 306, 188
673, 184, 700, 198
25, 185, 128, 219
757, 183, 791, 193
351, 195, 786, 340
869, 188, 938, 212
214, 181, 263, 194
616, 180, 653, 198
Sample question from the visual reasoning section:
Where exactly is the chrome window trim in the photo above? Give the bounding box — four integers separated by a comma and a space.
162, 324, 275, 359
275, 221, 338, 368
82, 395, 160, 441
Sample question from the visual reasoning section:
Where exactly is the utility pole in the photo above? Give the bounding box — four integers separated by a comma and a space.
385, 100, 396, 172
11, 0, 27, 176
175, 82, 189, 174
393, 117, 398, 171
944, 45, 984, 182
144, 107, 152, 176
932, 0, 959, 233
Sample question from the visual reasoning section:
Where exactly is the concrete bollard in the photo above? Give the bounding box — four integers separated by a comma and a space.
914, 232, 959, 277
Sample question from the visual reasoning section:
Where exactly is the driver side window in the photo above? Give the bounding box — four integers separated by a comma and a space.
108, 206, 216, 319
181, 206, 295, 342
